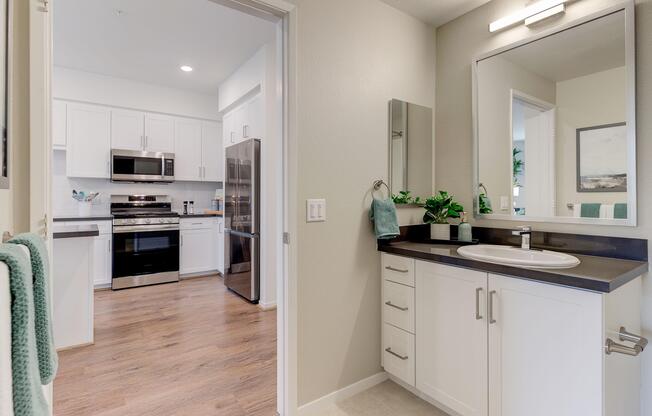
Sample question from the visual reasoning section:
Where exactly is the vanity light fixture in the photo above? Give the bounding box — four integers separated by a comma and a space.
489, 0, 570, 33
180, 65, 193, 72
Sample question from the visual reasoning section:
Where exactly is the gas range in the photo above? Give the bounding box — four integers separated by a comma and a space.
110, 195, 180, 290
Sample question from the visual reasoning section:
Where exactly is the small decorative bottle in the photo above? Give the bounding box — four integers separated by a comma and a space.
458, 212, 473, 242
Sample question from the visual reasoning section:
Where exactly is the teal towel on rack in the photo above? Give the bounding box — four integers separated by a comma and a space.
614, 203, 628, 219
369, 198, 400, 239
580, 203, 601, 218
0, 244, 49, 416
8, 233, 58, 384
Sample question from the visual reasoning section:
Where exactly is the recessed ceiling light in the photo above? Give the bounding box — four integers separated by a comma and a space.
180, 65, 193, 72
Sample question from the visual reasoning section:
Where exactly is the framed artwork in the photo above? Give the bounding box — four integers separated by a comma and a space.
576, 122, 627, 193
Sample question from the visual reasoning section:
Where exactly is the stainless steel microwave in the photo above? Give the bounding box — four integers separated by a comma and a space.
111, 149, 175, 183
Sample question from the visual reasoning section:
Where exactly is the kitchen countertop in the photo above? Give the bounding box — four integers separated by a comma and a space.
379, 241, 648, 293
53, 224, 100, 239
54, 215, 113, 222
179, 213, 223, 218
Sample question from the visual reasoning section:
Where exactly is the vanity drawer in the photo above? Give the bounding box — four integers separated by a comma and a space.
383, 280, 415, 333
382, 323, 415, 387
382, 254, 415, 287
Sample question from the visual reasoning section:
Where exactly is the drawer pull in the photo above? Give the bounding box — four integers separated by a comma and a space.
475, 287, 483, 320
385, 266, 409, 273
489, 290, 497, 324
605, 327, 648, 356
385, 347, 408, 360
385, 301, 408, 311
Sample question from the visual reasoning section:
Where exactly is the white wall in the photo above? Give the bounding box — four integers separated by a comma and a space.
293, 0, 436, 405
556, 66, 627, 215
53, 67, 219, 120
435, 1, 652, 414
218, 46, 266, 113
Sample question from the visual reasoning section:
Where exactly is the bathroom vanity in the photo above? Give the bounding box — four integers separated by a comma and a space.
378, 236, 647, 416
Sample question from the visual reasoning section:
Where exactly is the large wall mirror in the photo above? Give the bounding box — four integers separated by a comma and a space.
0, 0, 8, 189
473, 5, 636, 225
388, 99, 433, 203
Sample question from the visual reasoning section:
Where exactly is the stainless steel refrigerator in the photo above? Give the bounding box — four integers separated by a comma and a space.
224, 139, 261, 303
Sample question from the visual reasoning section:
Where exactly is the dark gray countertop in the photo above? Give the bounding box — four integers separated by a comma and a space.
54, 215, 113, 222
379, 241, 648, 293
179, 213, 223, 218
53, 224, 100, 239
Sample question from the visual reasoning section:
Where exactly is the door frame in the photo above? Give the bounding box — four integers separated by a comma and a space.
28, 0, 299, 414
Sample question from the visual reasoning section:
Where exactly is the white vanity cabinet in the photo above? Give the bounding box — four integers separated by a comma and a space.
380, 253, 642, 416
55, 220, 112, 287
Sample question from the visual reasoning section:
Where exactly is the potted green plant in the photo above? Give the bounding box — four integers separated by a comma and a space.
423, 191, 464, 240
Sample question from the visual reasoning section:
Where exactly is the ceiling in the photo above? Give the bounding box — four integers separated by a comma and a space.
380, 0, 491, 27
54, 0, 277, 94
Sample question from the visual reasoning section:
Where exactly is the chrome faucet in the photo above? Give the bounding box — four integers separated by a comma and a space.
512, 226, 532, 250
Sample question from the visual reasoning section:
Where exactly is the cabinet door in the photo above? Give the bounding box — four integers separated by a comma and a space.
243, 93, 264, 140
222, 111, 236, 148
144, 113, 175, 153
52, 100, 67, 148
92, 234, 112, 287
180, 228, 215, 275
202, 121, 223, 182
216, 218, 224, 274
416, 261, 488, 416
67, 103, 111, 178
111, 109, 145, 151
174, 118, 203, 181
487, 274, 603, 416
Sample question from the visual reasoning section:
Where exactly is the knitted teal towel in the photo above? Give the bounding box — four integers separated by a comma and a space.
0, 244, 49, 416
9, 233, 58, 384
369, 198, 400, 240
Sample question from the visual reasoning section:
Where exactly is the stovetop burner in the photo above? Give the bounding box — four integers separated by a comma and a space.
110, 195, 178, 219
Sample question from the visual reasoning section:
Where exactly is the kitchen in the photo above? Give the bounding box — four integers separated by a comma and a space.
48, 0, 283, 414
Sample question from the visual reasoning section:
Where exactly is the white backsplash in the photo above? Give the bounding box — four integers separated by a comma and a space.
53, 151, 223, 217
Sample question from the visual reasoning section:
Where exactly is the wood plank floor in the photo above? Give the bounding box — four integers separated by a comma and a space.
53, 276, 277, 416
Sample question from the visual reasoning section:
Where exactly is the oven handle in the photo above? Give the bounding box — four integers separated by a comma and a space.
113, 225, 180, 233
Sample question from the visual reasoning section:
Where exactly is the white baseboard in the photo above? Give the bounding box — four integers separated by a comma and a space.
297, 372, 388, 415
258, 301, 277, 311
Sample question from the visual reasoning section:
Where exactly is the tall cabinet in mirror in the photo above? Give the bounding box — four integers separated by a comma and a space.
473, 3, 636, 225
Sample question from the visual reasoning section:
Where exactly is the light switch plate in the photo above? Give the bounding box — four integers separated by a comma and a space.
500, 196, 510, 210
306, 199, 326, 222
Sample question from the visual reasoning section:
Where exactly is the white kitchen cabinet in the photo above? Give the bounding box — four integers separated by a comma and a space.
222, 92, 264, 147
174, 118, 203, 181
222, 111, 236, 148
487, 273, 603, 416
416, 262, 488, 416
180, 218, 220, 275
216, 217, 224, 274
111, 109, 146, 151
58, 220, 112, 288
202, 121, 223, 182
52, 100, 67, 149
144, 113, 175, 153
66, 103, 111, 178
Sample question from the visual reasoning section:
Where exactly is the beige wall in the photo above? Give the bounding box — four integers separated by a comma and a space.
0, 0, 29, 237
295, 0, 436, 405
556, 67, 627, 216
477, 55, 556, 212
436, 0, 652, 412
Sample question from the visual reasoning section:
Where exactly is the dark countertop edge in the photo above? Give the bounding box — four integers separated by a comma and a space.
54, 216, 113, 222
179, 214, 223, 218
378, 244, 648, 293
53, 225, 100, 240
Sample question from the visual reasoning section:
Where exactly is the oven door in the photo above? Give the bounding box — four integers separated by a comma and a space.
112, 225, 180, 289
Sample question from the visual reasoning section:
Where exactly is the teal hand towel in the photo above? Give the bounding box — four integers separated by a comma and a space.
614, 203, 628, 219
8, 233, 58, 384
369, 198, 400, 239
580, 203, 601, 218
0, 244, 49, 416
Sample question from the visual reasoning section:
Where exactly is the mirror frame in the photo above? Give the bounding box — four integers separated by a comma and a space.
0, 0, 9, 190
472, 1, 636, 226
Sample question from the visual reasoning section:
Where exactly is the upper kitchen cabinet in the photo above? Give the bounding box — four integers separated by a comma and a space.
66, 103, 111, 178
174, 118, 203, 181
144, 113, 175, 153
202, 121, 223, 182
111, 109, 146, 151
222, 93, 264, 148
52, 100, 67, 149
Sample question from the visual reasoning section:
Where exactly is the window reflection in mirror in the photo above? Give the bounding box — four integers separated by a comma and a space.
388, 99, 433, 204
475, 9, 632, 223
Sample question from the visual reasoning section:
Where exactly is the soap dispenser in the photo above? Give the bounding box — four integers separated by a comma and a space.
458, 212, 473, 242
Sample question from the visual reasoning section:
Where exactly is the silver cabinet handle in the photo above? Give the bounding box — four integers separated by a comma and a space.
385, 266, 409, 273
475, 287, 483, 320
489, 290, 497, 324
385, 347, 408, 361
385, 301, 408, 311
606, 327, 648, 356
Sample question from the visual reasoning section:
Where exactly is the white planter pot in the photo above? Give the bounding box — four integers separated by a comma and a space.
430, 223, 450, 240
78, 201, 92, 217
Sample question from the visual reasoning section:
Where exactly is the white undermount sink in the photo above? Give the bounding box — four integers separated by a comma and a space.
457, 244, 581, 269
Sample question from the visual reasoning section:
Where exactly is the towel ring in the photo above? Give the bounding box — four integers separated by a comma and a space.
372, 180, 390, 198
